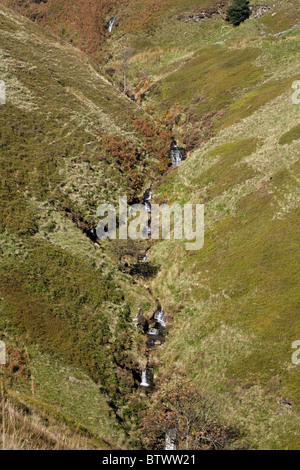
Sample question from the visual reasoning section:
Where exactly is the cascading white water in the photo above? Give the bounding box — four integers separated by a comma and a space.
144, 189, 152, 201
142, 224, 151, 238
107, 17, 115, 33
143, 187, 152, 213
170, 140, 185, 166
165, 431, 176, 450
144, 201, 151, 213
148, 327, 159, 335
171, 148, 183, 166
154, 309, 166, 328
139, 187, 165, 392
140, 369, 150, 387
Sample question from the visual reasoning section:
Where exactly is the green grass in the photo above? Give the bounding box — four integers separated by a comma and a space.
1, 0, 300, 450
10, 345, 127, 447
219, 78, 295, 130
279, 123, 300, 145
257, 1, 300, 35
145, 20, 300, 448
193, 138, 260, 197
153, 45, 262, 110
150, 172, 300, 448
0, 4, 159, 449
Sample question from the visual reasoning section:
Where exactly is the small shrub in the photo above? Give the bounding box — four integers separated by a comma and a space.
226, 0, 251, 26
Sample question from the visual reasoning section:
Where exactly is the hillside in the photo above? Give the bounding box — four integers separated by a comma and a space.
0, 4, 160, 449
145, 0, 300, 450
0, 0, 300, 450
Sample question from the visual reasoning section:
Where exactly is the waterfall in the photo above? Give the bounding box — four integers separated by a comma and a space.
107, 17, 115, 33
140, 369, 150, 387
154, 308, 166, 328
144, 188, 152, 201
144, 201, 151, 213
170, 140, 186, 166
142, 224, 151, 238
165, 430, 176, 450
148, 327, 159, 335
143, 187, 151, 238
143, 188, 152, 213
138, 187, 166, 395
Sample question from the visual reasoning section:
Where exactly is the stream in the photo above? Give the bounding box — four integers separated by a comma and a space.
107, 17, 115, 33
117, 141, 184, 449
135, 184, 175, 449
133, 140, 185, 449
170, 139, 186, 167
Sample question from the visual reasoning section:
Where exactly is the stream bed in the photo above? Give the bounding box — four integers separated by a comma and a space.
136, 187, 175, 449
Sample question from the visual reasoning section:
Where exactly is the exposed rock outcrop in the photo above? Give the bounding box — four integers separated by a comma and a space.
250, 4, 272, 18
177, 1, 228, 23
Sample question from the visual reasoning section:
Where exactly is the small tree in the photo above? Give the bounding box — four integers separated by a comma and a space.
226, 0, 251, 27
139, 376, 238, 450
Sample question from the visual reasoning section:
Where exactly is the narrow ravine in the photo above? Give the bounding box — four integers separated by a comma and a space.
139, 305, 166, 392
57, 137, 185, 448
133, 140, 185, 449
134, 187, 172, 449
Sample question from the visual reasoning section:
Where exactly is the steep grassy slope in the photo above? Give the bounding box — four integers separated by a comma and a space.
0, 0, 116, 59
144, 9, 300, 449
0, 0, 226, 62
109, 0, 300, 147
0, 4, 160, 449
1, 0, 300, 450
0, 339, 125, 449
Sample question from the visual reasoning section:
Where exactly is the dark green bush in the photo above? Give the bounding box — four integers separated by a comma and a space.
227, 0, 251, 26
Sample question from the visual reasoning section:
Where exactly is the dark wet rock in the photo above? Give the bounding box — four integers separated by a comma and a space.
137, 314, 149, 333
277, 398, 292, 409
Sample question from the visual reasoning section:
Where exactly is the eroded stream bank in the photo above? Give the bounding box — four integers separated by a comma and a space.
130, 140, 185, 448
130, 185, 164, 392
104, 140, 185, 448
131, 183, 175, 449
